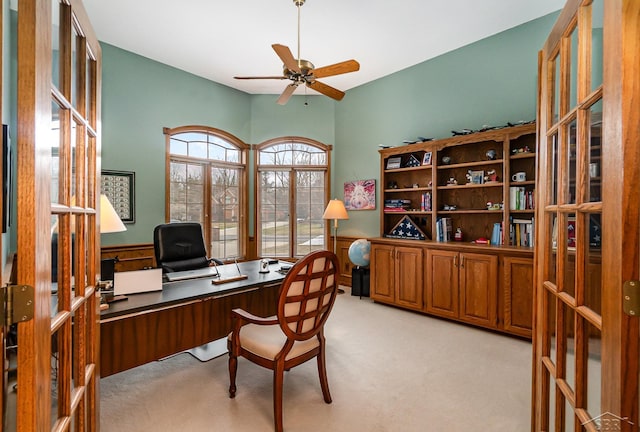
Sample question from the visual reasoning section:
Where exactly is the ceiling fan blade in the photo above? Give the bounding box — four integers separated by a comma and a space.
312, 59, 360, 79
272, 44, 301, 74
307, 80, 345, 101
234, 76, 287, 80
276, 83, 298, 105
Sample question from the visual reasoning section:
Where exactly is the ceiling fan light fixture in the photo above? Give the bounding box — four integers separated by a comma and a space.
233, 0, 359, 105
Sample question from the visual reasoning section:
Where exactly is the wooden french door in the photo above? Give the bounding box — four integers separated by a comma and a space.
533, 0, 640, 431
2, 0, 102, 430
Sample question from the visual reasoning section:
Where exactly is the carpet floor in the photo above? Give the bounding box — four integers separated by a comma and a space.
100, 287, 532, 431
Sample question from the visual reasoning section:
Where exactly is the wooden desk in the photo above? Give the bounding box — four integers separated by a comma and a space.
100, 260, 286, 377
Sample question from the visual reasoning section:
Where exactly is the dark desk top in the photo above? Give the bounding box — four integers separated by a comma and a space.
100, 260, 287, 321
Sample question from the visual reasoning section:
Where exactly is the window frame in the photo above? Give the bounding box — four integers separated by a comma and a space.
254, 136, 332, 259
163, 125, 249, 261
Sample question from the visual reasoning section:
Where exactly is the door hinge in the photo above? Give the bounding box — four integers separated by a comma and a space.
623, 280, 640, 316
0, 284, 35, 326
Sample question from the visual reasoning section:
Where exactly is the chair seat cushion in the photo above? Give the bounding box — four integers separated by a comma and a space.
229, 324, 319, 361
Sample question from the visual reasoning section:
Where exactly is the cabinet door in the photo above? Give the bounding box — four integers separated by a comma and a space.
395, 246, 424, 311
336, 238, 355, 286
503, 256, 533, 337
426, 249, 458, 318
459, 253, 498, 328
370, 244, 395, 302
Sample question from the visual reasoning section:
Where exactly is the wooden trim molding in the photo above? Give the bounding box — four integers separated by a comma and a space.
101, 243, 155, 272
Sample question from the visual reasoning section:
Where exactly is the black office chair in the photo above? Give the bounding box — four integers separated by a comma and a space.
153, 222, 223, 273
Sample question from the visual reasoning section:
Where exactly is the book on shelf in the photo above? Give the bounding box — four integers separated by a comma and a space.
509, 216, 535, 247
420, 192, 432, 211
435, 217, 452, 242
384, 199, 411, 212
509, 187, 535, 210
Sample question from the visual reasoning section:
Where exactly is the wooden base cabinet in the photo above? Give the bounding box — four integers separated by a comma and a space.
371, 243, 424, 311
458, 252, 498, 328
371, 239, 533, 338
502, 256, 533, 338
426, 249, 498, 329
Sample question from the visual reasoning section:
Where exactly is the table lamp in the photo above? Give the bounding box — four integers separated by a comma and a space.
322, 198, 349, 255
99, 194, 127, 282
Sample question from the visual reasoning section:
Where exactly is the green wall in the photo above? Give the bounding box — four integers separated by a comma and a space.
334, 11, 559, 238
100, 43, 252, 245
100, 11, 560, 246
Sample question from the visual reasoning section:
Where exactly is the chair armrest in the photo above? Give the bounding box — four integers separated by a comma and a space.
231, 308, 278, 326
209, 258, 224, 265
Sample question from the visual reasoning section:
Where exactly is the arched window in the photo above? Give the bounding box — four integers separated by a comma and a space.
163, 126, 249, 261
256, 137, 331, 258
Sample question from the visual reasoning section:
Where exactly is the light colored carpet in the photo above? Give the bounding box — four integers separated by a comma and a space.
100, 288, 532, 431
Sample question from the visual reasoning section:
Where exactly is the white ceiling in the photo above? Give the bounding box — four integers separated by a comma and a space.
82, 0, 565, 98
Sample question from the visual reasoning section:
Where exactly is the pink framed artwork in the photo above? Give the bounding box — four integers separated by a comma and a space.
344, 179, 376, 210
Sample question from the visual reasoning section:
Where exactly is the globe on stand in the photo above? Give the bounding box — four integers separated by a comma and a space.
348, 239, 371, 268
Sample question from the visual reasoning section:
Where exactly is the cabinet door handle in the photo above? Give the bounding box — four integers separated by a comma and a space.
460, 255, 465, 268
454, 255, 458, 267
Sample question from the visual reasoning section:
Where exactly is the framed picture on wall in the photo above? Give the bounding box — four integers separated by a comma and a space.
101, 170, 135, 223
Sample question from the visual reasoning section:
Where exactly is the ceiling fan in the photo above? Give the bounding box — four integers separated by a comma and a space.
234, 0, 360, 105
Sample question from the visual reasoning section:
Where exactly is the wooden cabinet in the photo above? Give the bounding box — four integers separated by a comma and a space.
379, 123, 536, 246
458, 252, 498, 328
371, 243, 423, 311
502, 255, 533, 337
335, 236, 359, 286
426, 249, 498, 328
425, 249, 458, 318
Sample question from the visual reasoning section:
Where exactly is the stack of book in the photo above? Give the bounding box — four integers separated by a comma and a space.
491, 222, 504, 245
435, 217, 452, 242
420, 192, 432, 211
384, 199, 411, 212
510, 217, 535, 247
509, 187, 535, 210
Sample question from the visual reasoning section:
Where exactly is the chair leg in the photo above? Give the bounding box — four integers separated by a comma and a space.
228, 351, 237, 398
273, 364, 285, 432
317, 347, 332, 403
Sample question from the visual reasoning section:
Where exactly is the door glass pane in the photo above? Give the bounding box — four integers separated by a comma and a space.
586, 321, 602, 424
210, 166, 240, 259
70, 120, 77, 198
588, 100, 602, 202
51, 0, 60, 91
71, 26, 78, 108
567, 119, 577, 205
51, 328, 60, 427
260, 170, 290, 257
86, 54, 94, 124
547, 290, 558, 366
548, 213, 558, 285
294, 170, 325, 257
549, 133, 559, 205
569, 25, 579, 109
565, 398, 576, 430
591, 0, 604, 91
51, 102, 61, 204
585, 214, 602, 314
51, 214, 60, 316
564, 305, 576, 391
564, 212, 577, 297
552, 54, 561, 124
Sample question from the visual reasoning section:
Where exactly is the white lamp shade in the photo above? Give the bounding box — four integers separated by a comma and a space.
100, 194, 127, 233
322, 199, 349, 220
